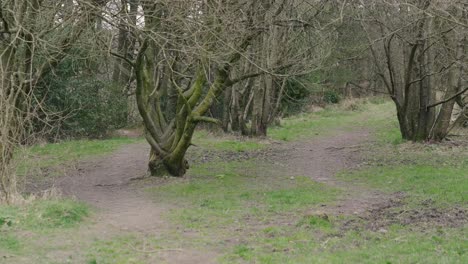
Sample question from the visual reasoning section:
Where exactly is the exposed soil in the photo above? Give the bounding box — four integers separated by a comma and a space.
271, 128, 391, 215
364, 205, 468, 231
53, 143, 220, 263
341, 193, 467, 232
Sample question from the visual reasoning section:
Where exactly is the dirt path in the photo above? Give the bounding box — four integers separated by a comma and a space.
57, 142, 165, 232
54, 128, 384, 263
56, 143, 219, 263
272, 128, 387, 215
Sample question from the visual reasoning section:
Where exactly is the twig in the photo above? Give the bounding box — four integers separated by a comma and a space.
321, 238, 331, 248
127, 243, 183, 253
426, 87, 468, 109
325, 144, 364, 150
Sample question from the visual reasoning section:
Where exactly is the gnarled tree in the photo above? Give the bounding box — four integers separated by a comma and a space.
108, 0, 334, 176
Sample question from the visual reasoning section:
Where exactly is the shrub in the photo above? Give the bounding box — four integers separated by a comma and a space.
281, 78, 312, 116
323, 90, 341, 104
36, 53, 129, 139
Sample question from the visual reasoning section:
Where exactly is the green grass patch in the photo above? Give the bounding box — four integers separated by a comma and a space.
263, 177, 339, 212
232, 244, 254, 261
148, 161, 339, 230
339, 165, 467, 206
0, 233, 21, 252
0, 199, 89, 256
0, 199, 89, 230
223, 225, 467, 264
269, 99, 397, 142
296, 214, 333, 230
192, 130, 266, 152
269, 108, 357, 141
377, 125, 404, 145
29, 199, 90, 228
369, 109, 404, 145
86, 235, 158, 264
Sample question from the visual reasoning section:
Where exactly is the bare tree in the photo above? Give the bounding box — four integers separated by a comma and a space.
0, 0, 102, 203
105, 0, 335, 176
132, 0, 266, 176
357, 0, 467, 141
222, 0, 337, 136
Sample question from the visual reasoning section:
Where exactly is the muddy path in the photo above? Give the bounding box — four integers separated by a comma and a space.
54, 128, 385, 263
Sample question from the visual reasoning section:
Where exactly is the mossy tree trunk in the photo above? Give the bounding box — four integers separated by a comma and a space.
129, 0, 333, 175
135, 56, 238, 176
130, 1, 272, 177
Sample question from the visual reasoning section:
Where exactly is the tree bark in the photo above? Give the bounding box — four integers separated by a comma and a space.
431, 37, 466, 140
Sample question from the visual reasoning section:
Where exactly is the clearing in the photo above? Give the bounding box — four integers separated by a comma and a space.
1, 100, 467, 264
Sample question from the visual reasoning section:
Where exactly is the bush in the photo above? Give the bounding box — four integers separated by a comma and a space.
52, 80, 127, 138
323, 90, 340, 104
36, 53, 129, 139
281, 78, 312, 116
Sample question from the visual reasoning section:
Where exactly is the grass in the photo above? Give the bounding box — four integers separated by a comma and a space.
148, 161, 339, 231
192, 130, 267, 152
222, 224, 467, 264
143, 99, 467, 263
269, 99, 397, 142
339, 100, 468, 207
0, 234, 21, 252
86, 235, 154, 264
340, 165, 467, 206
0, 199, 89, 231
0, 199, 89, 258
212, 100, 465, 263
269, 107, 357, 141
2, 98, 466, 263
296, 214, 333, 230
145, 159, 342, 262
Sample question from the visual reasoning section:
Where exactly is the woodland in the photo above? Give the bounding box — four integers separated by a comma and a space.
0, 1, 467, 263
